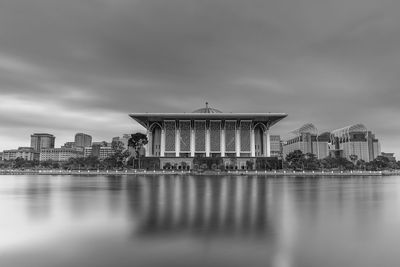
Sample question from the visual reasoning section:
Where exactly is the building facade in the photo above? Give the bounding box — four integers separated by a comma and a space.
129, 104, 287, 169
2, 147, 37, 161
62, 142, 76, 148
39, 148, 83, 162
282, 123, 330, 160
330, 124, 380, 162
269, 135, 282, 158
75, 133, 92, 148
84, 146, 115, 159
92, 141, 111, 147
30, 133, 55, 152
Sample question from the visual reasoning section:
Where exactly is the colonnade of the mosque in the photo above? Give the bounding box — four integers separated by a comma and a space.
145, 120, 271, 158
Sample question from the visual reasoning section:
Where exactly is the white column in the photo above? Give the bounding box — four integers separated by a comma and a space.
250, 128, 255, 157
236, 124, 241, 157
190, 127, 195, 157
262, 131, 267, 157
175, 125, 180, 157
266, 129, 271, 157
146, 131, 152, 157
160, 129, 165, 157
221, 127, 225, 157
206, 126, 210, 157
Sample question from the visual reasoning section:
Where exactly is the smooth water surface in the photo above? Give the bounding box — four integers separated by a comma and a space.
1, 175, 400, 267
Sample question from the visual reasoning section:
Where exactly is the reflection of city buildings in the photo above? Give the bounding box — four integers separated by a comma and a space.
128, 176, 274, 236
282, 124, 330, 159
129, 103, 287, 169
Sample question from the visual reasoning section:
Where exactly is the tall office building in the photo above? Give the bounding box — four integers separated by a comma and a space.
75, 133, 92, 148
30, 133, 55, 152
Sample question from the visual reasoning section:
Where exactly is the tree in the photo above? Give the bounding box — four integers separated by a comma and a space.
110, 140, 130, 168
336, 157, 354, 170
367, 156, 390, 171
127, 132, 148, 169
349, 154, 358, 166
285, 150, 306, 170
356, 159, 366, 170
304, 153, 319, 170
246, 160, 254, 170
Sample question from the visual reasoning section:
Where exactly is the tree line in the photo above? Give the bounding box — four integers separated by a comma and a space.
284, 150, 400, 171
1, 136, 399, 171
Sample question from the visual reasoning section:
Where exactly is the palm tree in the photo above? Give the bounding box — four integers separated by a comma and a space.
127, 133, 148, 169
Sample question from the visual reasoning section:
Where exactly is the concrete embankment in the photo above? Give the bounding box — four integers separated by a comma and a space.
1, 169, 397, 176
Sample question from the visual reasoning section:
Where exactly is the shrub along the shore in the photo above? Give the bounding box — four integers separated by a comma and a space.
1, 150, 398, 172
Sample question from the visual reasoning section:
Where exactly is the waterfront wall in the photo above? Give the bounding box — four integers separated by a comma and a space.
0, 169, 394, 176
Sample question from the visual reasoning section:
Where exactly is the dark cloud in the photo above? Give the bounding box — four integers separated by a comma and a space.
0, 0, 399, 156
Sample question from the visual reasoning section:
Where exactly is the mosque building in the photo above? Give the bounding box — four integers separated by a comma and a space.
129, 103, 287, 169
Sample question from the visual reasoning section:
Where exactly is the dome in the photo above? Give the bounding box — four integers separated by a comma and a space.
192, 102, 222, 113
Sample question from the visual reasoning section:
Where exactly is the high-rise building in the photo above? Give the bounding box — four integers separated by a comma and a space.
282, 123, 330, 159
75, 133, 92, 148
30, 133, 55, 152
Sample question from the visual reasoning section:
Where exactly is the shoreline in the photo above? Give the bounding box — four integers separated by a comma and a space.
0, 169, 397, 176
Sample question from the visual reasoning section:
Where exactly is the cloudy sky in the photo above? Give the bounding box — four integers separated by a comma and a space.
1, 0, 399, 156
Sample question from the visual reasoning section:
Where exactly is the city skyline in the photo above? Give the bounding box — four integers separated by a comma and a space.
1, 0, 400, 156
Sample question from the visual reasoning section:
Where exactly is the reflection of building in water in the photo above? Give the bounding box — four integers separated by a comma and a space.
25, 177, 52, 219
127, 176, 275, 237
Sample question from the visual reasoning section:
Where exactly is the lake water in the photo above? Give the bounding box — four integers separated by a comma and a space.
1, 175, 400, 267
